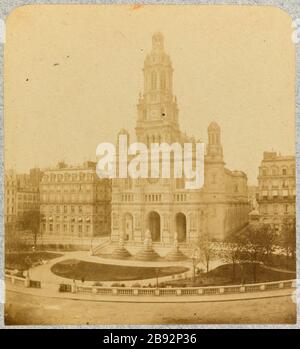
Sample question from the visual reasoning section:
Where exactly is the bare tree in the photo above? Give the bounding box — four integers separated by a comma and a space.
195, 231, 216, 274
20, 210, 44, 248
280, 217, 296, 260
238, 223, 277, 282
219, 232, 245, 282
5, 221, 26, 252
258, 223, 278, 262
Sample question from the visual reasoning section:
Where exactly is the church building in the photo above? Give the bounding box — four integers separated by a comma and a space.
110, 33, 249, 249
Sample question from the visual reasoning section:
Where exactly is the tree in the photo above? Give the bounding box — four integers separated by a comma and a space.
238, 223, 277, 282
280, 217, 296, 260
20, 210, 44, 248
195, 231, 216, 274
257, 223, 278, 262
219, 232, 245, 282
5, 221, 26, 252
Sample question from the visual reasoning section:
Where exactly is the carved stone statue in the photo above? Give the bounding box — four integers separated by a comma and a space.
165, 231, 186, 261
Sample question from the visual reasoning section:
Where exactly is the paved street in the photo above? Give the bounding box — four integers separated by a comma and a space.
5, 290, 296, 325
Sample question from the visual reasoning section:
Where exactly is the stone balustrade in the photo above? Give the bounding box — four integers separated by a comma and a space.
5, 272, 295, 298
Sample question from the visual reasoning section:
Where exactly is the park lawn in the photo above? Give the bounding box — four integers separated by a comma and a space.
5, 251, 63, 271
160, 263, 296, 288
51, 259, 189, 282
205, 263, 295, 284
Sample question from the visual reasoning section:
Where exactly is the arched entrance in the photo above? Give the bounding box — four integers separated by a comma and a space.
123, 213, 133, 241
176, 213, 187, 242
148, 211, 161, 242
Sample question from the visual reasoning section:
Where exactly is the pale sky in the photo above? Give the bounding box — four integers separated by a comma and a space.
4, 4, 295, 185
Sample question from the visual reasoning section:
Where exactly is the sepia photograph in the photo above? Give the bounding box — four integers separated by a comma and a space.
2, 3, 297, 326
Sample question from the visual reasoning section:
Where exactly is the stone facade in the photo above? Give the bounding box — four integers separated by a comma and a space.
4, 169, 41, 225
256, 151, 296, 232
40, 161, 111, 238
111, 33, 249, 246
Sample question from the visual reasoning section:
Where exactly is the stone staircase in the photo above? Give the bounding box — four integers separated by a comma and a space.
92, 240, 194, 260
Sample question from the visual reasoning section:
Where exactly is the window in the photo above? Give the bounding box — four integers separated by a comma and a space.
262, 205, 268, 214
272, 180, 278, 188
282, 168, 287, 175
49, 224, 53, 232
285, 204, 289, 214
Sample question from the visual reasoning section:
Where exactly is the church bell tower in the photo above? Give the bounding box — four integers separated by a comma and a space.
136, 32, 180, 145
206, 121, 224, 162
